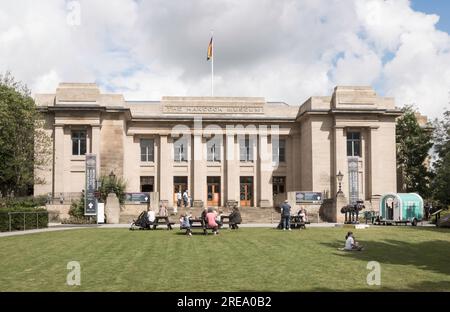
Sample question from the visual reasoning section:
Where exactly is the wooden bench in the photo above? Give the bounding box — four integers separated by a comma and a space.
290, 216, 310, 229
180, 219, 207, 235
152, 216, 174, 230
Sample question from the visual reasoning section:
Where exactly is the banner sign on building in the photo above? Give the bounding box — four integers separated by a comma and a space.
348, 157, 359, 205
125, 192, 151, 203
85, 154, 97, 215
295, 192, 323, 204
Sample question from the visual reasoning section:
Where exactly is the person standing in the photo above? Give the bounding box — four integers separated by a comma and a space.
183, 190, 189, 207
175, 190, 182, 214
280, 199, 291, 231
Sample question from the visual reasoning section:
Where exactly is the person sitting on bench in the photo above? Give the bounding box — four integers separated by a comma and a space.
229, 207, 242, 229
147, 209, 156, 227
206, 209, 219, 235
180, 212, 192, 236
344, 231, 363, 251
297, 208, 306, 222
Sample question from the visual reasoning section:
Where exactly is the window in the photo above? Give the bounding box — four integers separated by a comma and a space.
207, 140, 221, 162
140, 176, 154, 192
272, 138, 286, 163
347, 132, 361, 157
140, 139, 154, 162
174, 137, 188, 162
239, 136, 254, 162
72, 130, 86, 155
273, 176, 286, 195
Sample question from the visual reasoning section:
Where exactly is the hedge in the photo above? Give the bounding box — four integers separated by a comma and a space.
0, 196, 49, 232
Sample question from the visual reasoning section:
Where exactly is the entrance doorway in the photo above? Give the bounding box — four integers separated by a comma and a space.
173, 176, 188, 206
240, 176, 253, 207
207, 176, 220, 207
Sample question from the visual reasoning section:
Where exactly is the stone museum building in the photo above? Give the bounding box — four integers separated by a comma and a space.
34, 83, 401, 222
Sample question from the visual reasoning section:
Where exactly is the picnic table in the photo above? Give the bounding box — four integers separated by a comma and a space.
152, 216, 174, 230
180, 218, 207, 235
289, 215, 309, 229
220, 215, 230, 228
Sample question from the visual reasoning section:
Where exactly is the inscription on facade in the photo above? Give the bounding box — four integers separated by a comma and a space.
163, 105, 264, 114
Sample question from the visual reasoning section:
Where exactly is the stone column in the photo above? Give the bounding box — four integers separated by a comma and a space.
258, 132, 272, 208
334, 192, 347, 223
225, 134, 239, 207
192, 134, 206, 207
158, 135, 172, 207
54, 124, 65, 195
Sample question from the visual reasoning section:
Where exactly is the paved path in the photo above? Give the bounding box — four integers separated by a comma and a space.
0, 222, 339, 237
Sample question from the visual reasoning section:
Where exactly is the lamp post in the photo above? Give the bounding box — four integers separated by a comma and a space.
336, 171, 344, 194
109, 170, 115, 180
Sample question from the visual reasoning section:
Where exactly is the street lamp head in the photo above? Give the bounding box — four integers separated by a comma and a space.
109, 170, 115, 180
336, 170, 343, 182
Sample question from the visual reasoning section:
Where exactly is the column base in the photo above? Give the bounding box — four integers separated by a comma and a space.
259, 200, 272, 208
226, 200, 238, 208
334, 193, 348, 223
192, 200, 204, 208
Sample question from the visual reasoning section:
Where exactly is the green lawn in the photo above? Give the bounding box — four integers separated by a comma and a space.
0, 227, 449, 291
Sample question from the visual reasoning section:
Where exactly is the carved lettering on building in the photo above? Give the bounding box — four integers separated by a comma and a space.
163, 105, 264, 114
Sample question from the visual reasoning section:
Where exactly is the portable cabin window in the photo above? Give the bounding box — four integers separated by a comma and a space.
71, 130, 87, 156
346, 132, 361, 157
140, 139, 154, 162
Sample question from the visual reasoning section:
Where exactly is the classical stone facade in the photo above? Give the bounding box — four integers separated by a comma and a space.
34, 83, 401, 222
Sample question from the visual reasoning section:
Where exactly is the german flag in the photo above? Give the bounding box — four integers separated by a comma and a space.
207, 37, 213, 60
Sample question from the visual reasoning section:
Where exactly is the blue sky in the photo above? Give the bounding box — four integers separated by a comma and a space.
411, 0, 450, 34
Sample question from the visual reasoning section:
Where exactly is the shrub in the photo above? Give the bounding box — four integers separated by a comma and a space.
0, 211, 48, 232
98, 175, 127, 204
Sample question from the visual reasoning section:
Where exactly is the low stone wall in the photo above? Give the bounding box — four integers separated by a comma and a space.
46, 204, 71, 221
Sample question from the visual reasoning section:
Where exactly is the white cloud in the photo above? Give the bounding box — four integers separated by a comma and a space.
0, 0, 449, 118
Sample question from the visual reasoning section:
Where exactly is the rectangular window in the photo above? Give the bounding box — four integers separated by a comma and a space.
71, 130, 86, 156
174, 137, 188, 162
346, 132, 361, 157
140, 176, 154, 192
272, 138, 286, 163
239, 136, 254, 162
140, 139, 154, 162
207, 140, 221, 162
273, 176, 286, 195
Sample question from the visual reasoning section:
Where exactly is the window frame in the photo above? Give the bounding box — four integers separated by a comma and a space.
71, 130, 87, 156
140, 138, 155, 162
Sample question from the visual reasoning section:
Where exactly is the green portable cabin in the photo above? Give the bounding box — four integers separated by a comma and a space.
379, 193, 424, 225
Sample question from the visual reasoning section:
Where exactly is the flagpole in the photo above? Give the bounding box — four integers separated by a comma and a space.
211, 30, 214, 97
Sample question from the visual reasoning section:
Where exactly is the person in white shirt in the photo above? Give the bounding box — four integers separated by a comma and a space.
344, 231, 363, 251
176, 191, 182, 213
147, 209, 156, 225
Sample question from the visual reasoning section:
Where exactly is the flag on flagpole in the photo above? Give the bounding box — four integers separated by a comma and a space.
207, 36, 213, 60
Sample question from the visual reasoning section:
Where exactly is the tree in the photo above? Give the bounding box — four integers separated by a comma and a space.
0, 72, 51, 197
98, 174, 127, 204
431, 110, 450, 207
396, 105, 433, 198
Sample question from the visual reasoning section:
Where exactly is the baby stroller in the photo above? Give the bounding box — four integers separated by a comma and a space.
130, 211, 151, 230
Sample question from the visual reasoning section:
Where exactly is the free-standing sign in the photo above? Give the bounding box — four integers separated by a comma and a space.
85, 154, 97, 215
348, 157, 359, 205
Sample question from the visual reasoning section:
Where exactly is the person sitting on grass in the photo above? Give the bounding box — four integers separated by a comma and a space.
206, 208, 219, 235
344, 231, 363, 251
180, 212, 192, 236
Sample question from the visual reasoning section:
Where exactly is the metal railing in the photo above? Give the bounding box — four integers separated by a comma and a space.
2, 211, 49, 232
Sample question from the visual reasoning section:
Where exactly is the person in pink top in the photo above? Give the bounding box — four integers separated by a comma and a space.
206, 208, 219, 235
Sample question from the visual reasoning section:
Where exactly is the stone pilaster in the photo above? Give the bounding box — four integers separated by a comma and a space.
258, 132, 272, 208
225, 134, 239, 206
158, 135, 172, 207
192, 134, 206, 207
54, 125, 65, 195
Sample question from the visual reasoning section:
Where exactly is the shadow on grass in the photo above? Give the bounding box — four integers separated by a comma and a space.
308, 279, 450, 292
321, 238, 450, 276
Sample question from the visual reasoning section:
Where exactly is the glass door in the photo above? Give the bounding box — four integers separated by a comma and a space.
240, 176, 253, 207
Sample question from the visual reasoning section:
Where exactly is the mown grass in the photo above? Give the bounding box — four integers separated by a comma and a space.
0, 226, 449, 291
